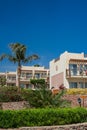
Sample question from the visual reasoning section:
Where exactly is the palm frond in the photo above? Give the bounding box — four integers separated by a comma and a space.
9, 43, 26, 51
6, 55, 17, 63
20, 44, 26, 53
9, 43, 27, 60
8, 43, 39, 66
0, 54, 6, 61
27, 54, 39, 61
23, 54, 39, 63
9, 43, 21, 51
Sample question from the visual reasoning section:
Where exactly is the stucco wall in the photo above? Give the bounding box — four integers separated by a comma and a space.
51, 72, 64, 88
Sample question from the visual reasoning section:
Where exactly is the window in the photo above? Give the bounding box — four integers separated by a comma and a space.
26, 73, 32, 78
35, 73, 40, 79
20, 84, 25, 88
84, 65, 87, 70
41, 73, 47, 78
21, 73, 26, 77
79, 82, 84, 88
85, 83, 87, 88
69, 82, 77, 88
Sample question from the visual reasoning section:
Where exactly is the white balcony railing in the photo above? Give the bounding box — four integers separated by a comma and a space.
66, 69, 87, 77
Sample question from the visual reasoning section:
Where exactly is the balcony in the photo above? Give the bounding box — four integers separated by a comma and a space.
66, 69, 87, 78
20, 76, 32, 81
6, 78, 16, 83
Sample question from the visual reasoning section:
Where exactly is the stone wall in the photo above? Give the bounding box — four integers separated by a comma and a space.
20, 123, 87, 130
0, 101, 29, 110
1, 123, 87, 130
63, 95, 87, 107
0, 94, 87, 110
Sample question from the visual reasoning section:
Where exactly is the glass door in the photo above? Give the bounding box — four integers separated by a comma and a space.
69, 64, 77, 76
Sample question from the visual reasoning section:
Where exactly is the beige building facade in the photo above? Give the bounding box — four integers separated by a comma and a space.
20, 66, 49, 88
0, 66, 49, 89
50, 51, 87, 89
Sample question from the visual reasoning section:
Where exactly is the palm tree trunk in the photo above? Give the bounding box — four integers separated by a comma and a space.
17, 66, 21, 91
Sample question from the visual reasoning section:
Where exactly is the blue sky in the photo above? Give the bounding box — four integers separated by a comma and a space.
0, 0, 87, 72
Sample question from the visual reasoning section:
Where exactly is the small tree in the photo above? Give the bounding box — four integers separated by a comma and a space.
30, 79, 46, 89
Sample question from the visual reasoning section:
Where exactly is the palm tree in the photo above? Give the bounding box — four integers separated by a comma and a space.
6, 43, 39, 90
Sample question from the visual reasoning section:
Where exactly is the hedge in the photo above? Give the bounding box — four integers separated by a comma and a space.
0, 107, 87, 128
66, 88, 87, 95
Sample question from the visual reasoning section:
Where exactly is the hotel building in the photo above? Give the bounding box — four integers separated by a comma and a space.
20, 66, 49, 88
50, 51, 87, 89
0, 66, 49, 89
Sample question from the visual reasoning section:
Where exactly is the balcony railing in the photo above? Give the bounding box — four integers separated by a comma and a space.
6, 79, 16, 83
66, 69, 87, 77
20, 76, 32, 80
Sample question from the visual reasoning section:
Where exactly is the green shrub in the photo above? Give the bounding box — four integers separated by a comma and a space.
0, 86, 70, 107
0, 107, 87, 128
22, 88, 71, 108
0, 86, 18, 92
0, 86, 23, 102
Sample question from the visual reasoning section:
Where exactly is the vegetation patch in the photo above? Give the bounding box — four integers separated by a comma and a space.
66, 88, 87, 95
0, 107, 87, 128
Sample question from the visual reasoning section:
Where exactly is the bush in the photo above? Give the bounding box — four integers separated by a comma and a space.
0, 86, 23, 102
0, 107, 87, 128
66, 88, 87, 95
22, 88, 71, 108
